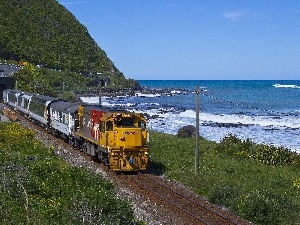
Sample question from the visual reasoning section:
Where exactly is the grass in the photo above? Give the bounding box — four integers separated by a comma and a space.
148, 131, 300, 225
0, 122, 142, 225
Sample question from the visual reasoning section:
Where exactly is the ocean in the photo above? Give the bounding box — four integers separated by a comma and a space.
81, 80, 300, 153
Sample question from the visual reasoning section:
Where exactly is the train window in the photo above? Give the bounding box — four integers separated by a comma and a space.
24, 100, 28, 109
116, 118, 135, 127
29, 99, 44, 116
8, 93, 16, 102
100, 121, 105, 132
106, 121, 113, 131
138, 120, 146, 129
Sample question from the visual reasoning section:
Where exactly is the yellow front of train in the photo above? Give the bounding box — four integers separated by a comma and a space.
99, 112, 149, 171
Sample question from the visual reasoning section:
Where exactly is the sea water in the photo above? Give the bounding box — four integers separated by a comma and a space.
81, 80, 300, 153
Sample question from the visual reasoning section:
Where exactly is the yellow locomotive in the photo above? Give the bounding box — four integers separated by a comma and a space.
75, 105, 149, 172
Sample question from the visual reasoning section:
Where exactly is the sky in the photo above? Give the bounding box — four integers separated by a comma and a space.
57, 0, 300, 80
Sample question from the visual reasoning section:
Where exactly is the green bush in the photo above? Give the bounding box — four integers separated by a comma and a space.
214, 134, 300, 167
237, 190, 289, 225
208, 185, 240, 210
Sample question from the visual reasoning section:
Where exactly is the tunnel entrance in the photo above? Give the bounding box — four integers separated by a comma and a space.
0, 77, 15, 102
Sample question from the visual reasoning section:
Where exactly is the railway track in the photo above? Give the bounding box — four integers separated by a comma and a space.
119, 173, 251, 225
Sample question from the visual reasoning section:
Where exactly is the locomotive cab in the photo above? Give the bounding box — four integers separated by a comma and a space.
99, 112, 149, 171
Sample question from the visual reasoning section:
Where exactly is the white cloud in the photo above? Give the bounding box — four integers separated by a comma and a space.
223, 10, 246, 22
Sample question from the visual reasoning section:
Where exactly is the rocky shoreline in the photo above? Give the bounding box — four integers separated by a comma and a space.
76, 87, 193, 99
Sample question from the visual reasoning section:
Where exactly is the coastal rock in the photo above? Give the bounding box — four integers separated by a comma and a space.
177, 125, 197, 138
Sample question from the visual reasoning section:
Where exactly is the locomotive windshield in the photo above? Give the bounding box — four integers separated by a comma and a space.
116, 118, 135, 127
99, 113, 147, 131
115, 118, 146, 129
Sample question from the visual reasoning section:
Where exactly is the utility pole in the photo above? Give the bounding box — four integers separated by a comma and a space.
98, 86, 101, 106
62, 82, 65, 99
195, 86, 200, 175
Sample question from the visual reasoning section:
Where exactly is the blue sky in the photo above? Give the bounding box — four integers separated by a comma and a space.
58, 0, 300, 80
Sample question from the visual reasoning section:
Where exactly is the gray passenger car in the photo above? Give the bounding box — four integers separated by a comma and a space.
49, 101, 82, 140
28, 94, 58, 127
15, 91, 34, 115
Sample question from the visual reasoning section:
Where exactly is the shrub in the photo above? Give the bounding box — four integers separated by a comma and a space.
237, 189, 291, 225
215, 134, 300, 167
208, 185, 240, 210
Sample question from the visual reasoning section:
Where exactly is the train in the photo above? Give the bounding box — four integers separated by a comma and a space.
2, 89, 149, 172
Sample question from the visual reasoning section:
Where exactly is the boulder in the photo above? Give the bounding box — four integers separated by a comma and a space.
177, 125, 197, 138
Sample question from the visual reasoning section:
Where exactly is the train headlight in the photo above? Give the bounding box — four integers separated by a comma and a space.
128, 157, 135, 164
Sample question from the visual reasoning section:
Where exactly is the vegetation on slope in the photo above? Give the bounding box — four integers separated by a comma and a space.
149, 131, 300, 225
0, 122, 142, 224
0, 0, 141, 91
2, 114, 300, 224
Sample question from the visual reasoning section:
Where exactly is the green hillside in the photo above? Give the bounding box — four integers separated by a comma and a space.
0, 0, 140, 92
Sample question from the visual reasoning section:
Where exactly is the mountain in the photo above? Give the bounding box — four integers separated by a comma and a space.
0, 0, 140, 90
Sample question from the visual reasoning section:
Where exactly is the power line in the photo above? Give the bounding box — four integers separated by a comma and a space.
200, 92, 298, 117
